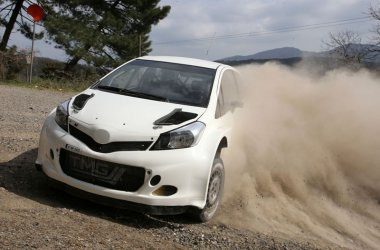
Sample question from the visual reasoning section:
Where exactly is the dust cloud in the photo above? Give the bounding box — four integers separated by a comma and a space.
220, 63, 380, 249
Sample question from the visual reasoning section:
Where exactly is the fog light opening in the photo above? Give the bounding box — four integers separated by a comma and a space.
152, 185, 177, 196
49, 149, 54, 160
150, 175, 161, 186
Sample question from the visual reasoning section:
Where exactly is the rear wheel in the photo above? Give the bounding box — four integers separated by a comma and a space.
190, 158, 225, 222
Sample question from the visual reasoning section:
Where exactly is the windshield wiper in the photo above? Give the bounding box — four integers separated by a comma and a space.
119, 89, 168, 102
97, 85, 122, 93
97, 86, 168, 102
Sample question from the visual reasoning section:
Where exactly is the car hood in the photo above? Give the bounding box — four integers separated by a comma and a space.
67, 89, 205, 144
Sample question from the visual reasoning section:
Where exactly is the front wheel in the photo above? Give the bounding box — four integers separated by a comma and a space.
190, 158, 225, 222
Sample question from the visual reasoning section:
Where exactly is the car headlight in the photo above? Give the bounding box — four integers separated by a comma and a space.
54, 99, 70, 132
152, 122, 205, 150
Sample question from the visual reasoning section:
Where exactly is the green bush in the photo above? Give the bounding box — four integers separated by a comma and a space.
0, 46, 27, 80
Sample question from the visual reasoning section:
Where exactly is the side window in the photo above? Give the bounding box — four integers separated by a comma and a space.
215, 69, 239, 118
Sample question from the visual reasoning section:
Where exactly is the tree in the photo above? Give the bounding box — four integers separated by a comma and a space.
0, 0, 44, 51
370, 2, 380, 49
42, 0, 170, 71
323, 30, 374, 64
323, 3, 380, 68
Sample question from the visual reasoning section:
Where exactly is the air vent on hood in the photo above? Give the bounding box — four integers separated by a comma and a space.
154, 108, 198, 125
72, 93, 95, 110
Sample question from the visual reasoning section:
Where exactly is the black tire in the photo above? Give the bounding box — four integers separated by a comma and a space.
190, 158, 225, 222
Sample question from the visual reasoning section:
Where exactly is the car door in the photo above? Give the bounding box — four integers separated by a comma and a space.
214, 68, 241, 142
215, 69, 240, 116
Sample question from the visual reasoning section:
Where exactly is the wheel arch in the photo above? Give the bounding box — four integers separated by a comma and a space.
194, 134, 229, 210
214, 136, 228, 159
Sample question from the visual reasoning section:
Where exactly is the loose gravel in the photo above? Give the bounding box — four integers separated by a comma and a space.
0, 84, 323, 249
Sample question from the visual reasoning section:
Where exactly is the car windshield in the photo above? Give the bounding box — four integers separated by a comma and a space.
94, 59, 216, 107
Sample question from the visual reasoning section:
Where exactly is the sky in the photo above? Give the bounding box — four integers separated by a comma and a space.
149, 0, 378, 60
1, 0, 379, 61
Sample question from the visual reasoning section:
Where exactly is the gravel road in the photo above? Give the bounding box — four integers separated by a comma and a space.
0, 84, 322, 249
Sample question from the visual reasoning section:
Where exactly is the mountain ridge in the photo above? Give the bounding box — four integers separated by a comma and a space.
219, 45, 380, 63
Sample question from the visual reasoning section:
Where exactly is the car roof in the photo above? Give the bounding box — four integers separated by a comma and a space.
138, 56, 225, 70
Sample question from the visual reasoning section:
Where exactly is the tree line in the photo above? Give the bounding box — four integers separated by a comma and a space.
1, 1, 380, 80
0, 0, 170, 72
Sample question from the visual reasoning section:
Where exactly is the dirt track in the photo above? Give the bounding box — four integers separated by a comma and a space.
0, 84, 322, 249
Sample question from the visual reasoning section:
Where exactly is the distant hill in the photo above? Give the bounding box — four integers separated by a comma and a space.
220, 47, 317, 61
218, 45, 380, 66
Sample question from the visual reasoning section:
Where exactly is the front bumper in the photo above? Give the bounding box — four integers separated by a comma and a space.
37, 167, 189, 215
35, 114, 214, 211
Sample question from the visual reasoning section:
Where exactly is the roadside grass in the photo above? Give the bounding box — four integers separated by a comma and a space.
0, 78, 93, 92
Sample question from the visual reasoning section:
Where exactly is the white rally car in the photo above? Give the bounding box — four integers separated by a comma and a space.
36, 56, 242, 222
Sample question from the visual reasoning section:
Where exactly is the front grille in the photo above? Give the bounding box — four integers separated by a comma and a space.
60, 149, 145, 192
69, 125, 153, 153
